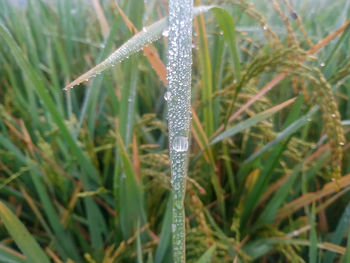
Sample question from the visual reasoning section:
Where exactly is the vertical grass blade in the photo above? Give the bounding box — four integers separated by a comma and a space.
212, 9, 241, 81
342, 230, 350, 263
167, 0, 193, 262
154, 198, 172, 263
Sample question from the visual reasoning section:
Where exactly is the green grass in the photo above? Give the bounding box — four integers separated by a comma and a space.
0, 0, 350, 262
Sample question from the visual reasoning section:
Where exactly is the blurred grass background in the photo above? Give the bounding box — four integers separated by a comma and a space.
0, 0, 350, 262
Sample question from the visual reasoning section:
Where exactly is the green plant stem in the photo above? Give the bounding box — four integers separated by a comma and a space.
167, 0, 193, 262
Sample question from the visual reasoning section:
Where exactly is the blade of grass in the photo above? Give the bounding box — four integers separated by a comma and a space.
277, 174, 350, 220
115, 131, 146, 239
214, 18, 350, 136
211, 8, 241, 81
92, 0, 110, 38
29, 167, 83, 261
211, 98, 296, 145
167, 0, 193, 262
323, 201, 350, 263
309, 204, 318, 263
193, 245, 216, 263
194, 4, 214, 136
65, 5, 217, 90
154, 198, 172, 263
240, 140, 290, 233
0, 245, 26, 263
245, 105, 318, 163
0, 201, 51, 263
0, 21, 106, 252
342, 229, 350, 263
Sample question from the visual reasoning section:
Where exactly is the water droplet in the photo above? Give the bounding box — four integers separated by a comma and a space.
85, 78, 89, 82
162, 28, 169, 37
331, 114, 336, 118
331, 178, 336, 182
172, 136, 188, 152
320, 62, 326, 67
340, 142, 345, 146
164, 91, 171, 101
263, 25, 267, 30
174, 200, 182, 209
142, 27, 147, 33
219, 30, 224, 35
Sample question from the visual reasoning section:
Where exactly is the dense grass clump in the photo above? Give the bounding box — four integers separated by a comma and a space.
0, 0, 350, 262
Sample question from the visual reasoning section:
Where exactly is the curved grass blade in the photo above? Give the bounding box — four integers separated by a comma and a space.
64, 6, 216, 90
0, 202, 51, 263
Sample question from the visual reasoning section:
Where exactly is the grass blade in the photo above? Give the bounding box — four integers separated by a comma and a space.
154, 198, 172, 263
0, 201, 51, 263
64, 5, 218, 90
212, 8, 241, 81
0, 245, 26, 263
211, 98, 295, 145
193, 245, 216, 263
342, 229, 350, 263
245, 106, 318, 163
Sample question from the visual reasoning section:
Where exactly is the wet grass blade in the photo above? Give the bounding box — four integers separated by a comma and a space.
63, 17, 167, 90
64, 6, 218, 90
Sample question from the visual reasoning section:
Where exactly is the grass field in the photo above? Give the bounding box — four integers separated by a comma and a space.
0, 0, 350, 262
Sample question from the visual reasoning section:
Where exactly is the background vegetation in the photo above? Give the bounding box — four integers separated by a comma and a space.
0, 0, 350, 262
